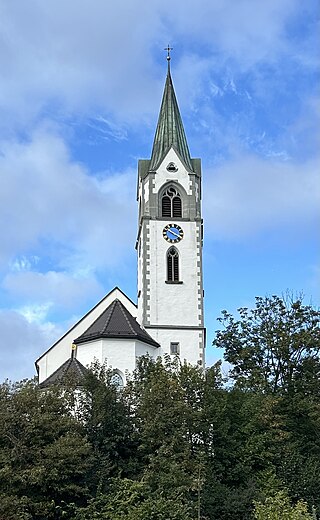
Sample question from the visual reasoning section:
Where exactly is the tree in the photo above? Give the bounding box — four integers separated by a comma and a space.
0, 379, 94, 519
212, 295, 320, 516
254, 491, 313, 519
213, 295, 320, 394
77, 361, 138, 489
126, 356, 208, 516
73, 478, 193, 520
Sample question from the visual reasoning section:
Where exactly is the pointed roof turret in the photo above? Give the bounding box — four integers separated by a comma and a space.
74, 299, 160, 348
39, 357, 88, 389
149, 51, 193, 171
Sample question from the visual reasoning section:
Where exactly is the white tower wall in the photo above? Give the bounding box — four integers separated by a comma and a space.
137, 148, 205, 366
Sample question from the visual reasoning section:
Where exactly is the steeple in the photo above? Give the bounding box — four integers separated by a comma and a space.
137, 50, 205, 369
149, 53, 193, 171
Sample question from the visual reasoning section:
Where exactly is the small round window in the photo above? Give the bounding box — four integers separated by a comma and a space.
166, 162, 178, 172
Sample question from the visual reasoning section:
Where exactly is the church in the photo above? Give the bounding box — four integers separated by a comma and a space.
36, 53, 205, 388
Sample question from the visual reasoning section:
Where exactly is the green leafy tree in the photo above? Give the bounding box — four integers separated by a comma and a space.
0, 379, 94, 519
127, 356, 207, 516
254, 491, 313, 519
211, 295, 320, 517
76, 361, 138, 489
1, 303, 319, 520
73, 478, 193, 520
213, 295, 320, 394
202, 386, 264, 519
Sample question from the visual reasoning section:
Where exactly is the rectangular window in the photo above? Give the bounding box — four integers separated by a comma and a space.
170, 342, 180, 355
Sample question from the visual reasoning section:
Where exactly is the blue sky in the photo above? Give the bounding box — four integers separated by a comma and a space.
0, 0, 319, 382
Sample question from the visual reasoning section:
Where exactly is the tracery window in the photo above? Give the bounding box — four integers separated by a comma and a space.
167, 247, 179, 282
110, 372, 124, 390
161, 186, 182, 218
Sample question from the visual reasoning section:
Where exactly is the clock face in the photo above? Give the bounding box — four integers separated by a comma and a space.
163, 224, 184, 243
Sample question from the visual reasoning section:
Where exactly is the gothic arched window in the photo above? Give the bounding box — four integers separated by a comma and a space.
161, 186, 182, 218
167, 247, 179, 282
110, 372, 124, 390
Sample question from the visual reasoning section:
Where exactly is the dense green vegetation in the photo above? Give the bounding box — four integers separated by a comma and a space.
0, 295, 319, 519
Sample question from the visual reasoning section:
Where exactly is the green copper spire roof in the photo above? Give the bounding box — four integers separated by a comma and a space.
149, 61, 193, 171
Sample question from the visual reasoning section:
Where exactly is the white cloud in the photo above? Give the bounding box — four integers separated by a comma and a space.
10, 255, 39, 272
90, 117, 128, 142
0, 0, 315, 131
3, 270, 103, 312
0, 125, 137, 382
0, 0, 163, 128
203, 154, 320, 239
0, 309, 62, 382
0, 127, 136, 270
18, 302, 53, 325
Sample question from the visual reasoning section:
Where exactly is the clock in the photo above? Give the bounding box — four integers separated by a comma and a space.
163, 224, 184, 243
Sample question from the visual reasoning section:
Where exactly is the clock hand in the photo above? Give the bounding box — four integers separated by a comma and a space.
168, 229, 180, 238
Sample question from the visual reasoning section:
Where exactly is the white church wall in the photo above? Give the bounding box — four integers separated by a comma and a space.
137, 146, 204, 365
135, 340, 158, 359
137, 223, 144, 325
101, 339, 136, 379
77, 338, 156, 384
76, 339, 103, 368
148, 328, 205, 367
143, 178, 149, 203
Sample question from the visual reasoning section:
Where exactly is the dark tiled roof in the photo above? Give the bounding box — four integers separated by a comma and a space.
39, 357, 88, 389
150, 67, 193, 172
35, 286, 137, 366
74, 299, 160, 348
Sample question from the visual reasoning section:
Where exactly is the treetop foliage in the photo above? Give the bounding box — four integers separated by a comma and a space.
213, 294, 320, 394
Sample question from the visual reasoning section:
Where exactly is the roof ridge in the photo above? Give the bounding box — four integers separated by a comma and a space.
72, 357, 88, 377
47, 357, 72, 381
117, 299, 136, 334
101, 299, 118, 333
39, 357, 87, 388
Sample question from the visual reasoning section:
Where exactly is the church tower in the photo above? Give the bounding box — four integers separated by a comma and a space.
137, 53, 205, 366
36, 52, 206, 389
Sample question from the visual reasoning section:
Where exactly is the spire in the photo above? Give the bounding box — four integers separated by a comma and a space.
149, 50, 193, 171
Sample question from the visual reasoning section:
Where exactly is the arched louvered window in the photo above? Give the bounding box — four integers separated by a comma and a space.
162, 195, 171, 217
161, 186, 182, 218
172, 196, 182, 217
167, 247, 179, 282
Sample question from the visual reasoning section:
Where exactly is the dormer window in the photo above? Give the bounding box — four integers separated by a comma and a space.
166, 162, 178, 172
161, 186, 182, 218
